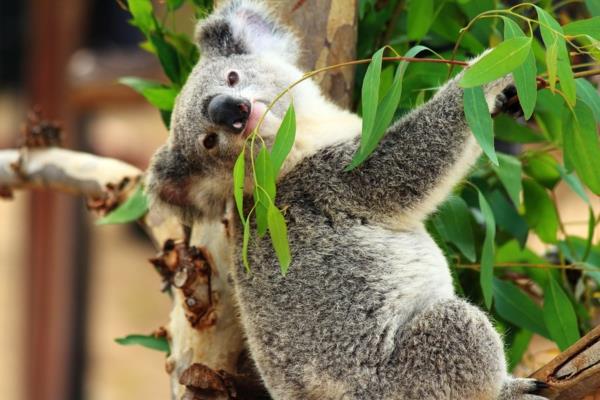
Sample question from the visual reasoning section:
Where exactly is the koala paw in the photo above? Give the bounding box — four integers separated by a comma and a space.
494, 84, 524, 117
500, 378, 550, 400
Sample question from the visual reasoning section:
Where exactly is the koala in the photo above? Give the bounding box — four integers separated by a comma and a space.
147, 1, 549, 399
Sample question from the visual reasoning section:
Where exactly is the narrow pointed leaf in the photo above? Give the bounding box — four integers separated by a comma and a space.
523, 178, 558, 243
254, 146, 276, 236
564, 17, 600, 40
360, 47, 384, 144
543, 274, 580, 350
493, 278, 549, 338
242, 216, 250, 272
493, 153, 522, 207
563, 102, 600, 194
432, 196, 476, 262
407, 0, 434, 40
233, 149, 246, 221
464, 86, 498, 165
557, 164, 591, 205
576, 78, 600, 122
119, 77, 178, 110
479, 191, 496, 309
97, 184, 148, 225
270, 104, 296, 175
115, 334, 170, 353
536, 7, 576, 105
503, 18, 537, 119
127, 0, 157, 35
267, 204, 291, 274
459, 37, 532, 88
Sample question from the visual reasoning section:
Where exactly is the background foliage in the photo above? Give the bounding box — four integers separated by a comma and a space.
111, 0, 600, 369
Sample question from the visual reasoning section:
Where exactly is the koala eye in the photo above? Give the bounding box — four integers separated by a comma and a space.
227, 71, 239, 87
203, 133, 218, 149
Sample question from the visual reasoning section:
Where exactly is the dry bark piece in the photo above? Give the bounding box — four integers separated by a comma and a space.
20, 108, 63, 148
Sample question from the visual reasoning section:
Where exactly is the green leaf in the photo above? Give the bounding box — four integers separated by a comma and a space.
557, 164, 591, 205
479, 191, 496, 309
487, 191, 529, 247
522, 178, 558, 243
267, 204, 291, 274
166, 0, 185, 11
233, 149, 246, 222
586, 0, 600, 16
254, 146, 276, 236
433, 196, 476, 262
407, 0, 434, 40
360, 47, 384, 146
97, 185, 149, 225
464, 86, 498, 165
536, 7, 576, 105
575, 79, 600, 122
494, 115, 544, 143
150, 32, 182, 86
115, 334, 169, 353
543, 273, 580, 350
119, 77, 177, 110
127, 0, 157, 35
564, 17, 600, 40
242, 216, 250, 272
523, 152, 561, 189
348, 46, 430, 169
493, 153, 522, 207
459, 37, 532, 88
493, 278, 549, 338
508, 330, 533, 371
563, 101, 600, 194
503, 18, 537, 119
270, 104, 296, 175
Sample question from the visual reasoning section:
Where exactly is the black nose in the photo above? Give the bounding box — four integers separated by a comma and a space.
207, 95, 251, 133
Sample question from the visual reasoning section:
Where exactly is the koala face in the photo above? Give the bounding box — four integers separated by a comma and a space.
170, 0, 303, 174
147, 0, 309, 218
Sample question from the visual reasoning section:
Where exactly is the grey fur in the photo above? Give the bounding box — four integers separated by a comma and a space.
146, 1, 548, 399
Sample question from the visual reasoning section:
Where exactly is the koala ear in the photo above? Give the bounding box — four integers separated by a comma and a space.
195, 0, 299, 62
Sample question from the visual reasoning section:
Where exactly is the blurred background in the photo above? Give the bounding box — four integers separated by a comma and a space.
1, 1, 599, 400
0, 1, 199, 399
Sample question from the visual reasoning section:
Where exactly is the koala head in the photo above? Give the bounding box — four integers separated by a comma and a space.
147, 0, 359, 221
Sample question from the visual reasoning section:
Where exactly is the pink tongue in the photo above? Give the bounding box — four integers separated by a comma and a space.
244, 102, 267, 137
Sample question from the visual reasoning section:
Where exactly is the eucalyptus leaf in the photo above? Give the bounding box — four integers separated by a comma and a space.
563, 101, 600, 194
543, 274, 580, 350
536, 7, 576, 105
407, 0, 434, 40
433, 196, 476, 262
503, 18, 537, 119
254, 146, 276, 236
522, 178, 558, 243
115, 334, 170, 353
576, 78, 600, 122
233, 149, 246, 221
127, 0, 157, 35
493, 153, 522, 207
564, 17, 600, 40
479, 191, 496, 309
268, 204, 291, 274
494, 278, 549, 338
119, 77, 177, 110
459, 37, 532, 88
464, 86, 498, 165
97, 185, 149, 225
556, 164, 591, 205
271, 104, 296, 175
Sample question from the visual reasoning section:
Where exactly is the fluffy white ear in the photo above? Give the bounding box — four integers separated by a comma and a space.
195, 0, 299, 62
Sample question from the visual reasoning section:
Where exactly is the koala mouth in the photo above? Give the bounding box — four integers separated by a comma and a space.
241, 101, 267, 138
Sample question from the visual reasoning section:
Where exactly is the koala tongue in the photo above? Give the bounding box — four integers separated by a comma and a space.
243, 101, 267, 137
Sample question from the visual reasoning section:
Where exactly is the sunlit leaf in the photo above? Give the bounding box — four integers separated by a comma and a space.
585, 0, 600, 17
119, 77, 177, 110
254, 146, 276, 236
503, 18, 537, 119
536, 7, 576, 105
233, 149, 246, 221
494, 278, 549, 338
459, 37, 532, 88
564, 17, 600, 40
271, 104, 296, 175
242, 216, 250, 272
464, 86, 498, 165
127, 0, 157, 35
479, 191, 496, 309
543, 273, 580, 350
115, 334, 170, 353
268, 204, 291, 274
97, 184, 148, 225
360, 47, 384, 147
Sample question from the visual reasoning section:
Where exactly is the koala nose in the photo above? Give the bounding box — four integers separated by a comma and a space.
207, 94, 251, 133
